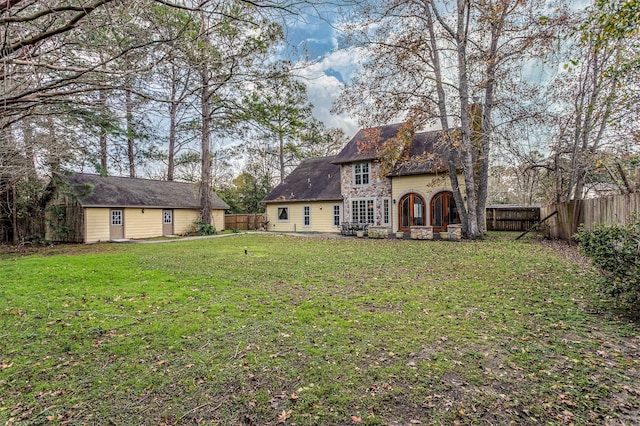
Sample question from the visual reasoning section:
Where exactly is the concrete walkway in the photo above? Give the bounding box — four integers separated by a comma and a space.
112, 232, 246, 244
112, 231, 344, 244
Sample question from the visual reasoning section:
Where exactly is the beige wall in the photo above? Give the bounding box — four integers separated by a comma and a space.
124, 208, 163, 239
84, 208, 110, 243
84, 207, 225, 242
210, 209, 225, 232
266, 201, 341, 233
173, 209, 225, 234
391, 173, 466, 231
174, 209, 200, 235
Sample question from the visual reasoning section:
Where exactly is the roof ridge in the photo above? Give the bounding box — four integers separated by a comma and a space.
73, 172, 195, 185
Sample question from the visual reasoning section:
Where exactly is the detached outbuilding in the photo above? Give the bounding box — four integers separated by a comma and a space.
46, 173, 228, 243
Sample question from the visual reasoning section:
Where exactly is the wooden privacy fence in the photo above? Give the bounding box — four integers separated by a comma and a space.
541, 193, 640, 240
224, 214, 267, 230
486, 206, 540, 231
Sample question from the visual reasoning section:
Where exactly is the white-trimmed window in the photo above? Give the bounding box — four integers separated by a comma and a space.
277, 206, 289, 222
353, 162, 370, 186
303, 205, 311, 226
333, 205, 341, 227
111, 210, 123, 225
382, 198, 391, 225
351, 199, 375, 224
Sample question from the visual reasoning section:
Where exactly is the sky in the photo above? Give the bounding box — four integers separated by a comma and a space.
281, 1, 591, 140
282, 10, 361, 137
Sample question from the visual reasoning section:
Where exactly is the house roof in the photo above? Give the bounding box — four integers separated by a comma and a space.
262, 156, 342, 203
332, 123, 459, 176
60, 173, 229, 209
388, 130, 455, 176
332, 123, 405, 164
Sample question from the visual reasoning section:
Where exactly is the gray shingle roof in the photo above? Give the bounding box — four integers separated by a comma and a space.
388, 130, 456, 176
61, 173, 229, 209
332, 123, 459, 176
332, 123, 404, 164
262, 156, 342, 203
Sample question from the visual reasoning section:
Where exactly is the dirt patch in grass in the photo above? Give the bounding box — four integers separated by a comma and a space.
539, 238, 593, 269
0, 242, 117, 259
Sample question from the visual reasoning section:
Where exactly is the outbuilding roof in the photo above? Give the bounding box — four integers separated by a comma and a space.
262, 156, 342, 203
60, 173, 229, 209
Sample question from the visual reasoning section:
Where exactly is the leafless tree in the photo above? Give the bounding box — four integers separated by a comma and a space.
337, 0, 562, 238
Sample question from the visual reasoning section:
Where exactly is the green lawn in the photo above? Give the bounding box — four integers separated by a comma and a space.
1, 234, 638, 425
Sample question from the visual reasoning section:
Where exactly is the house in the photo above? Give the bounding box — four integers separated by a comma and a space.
45, 173, 229, 243
263, 123, 465, 235
261, 156, 343, 233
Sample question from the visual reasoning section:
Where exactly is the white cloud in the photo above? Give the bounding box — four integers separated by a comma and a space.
294, 47, 364, 137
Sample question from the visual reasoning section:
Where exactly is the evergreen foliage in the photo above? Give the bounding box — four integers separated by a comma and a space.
576, 217, 640, 306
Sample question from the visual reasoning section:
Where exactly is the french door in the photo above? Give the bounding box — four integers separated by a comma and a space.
431, 191, 460, 232
398, 193, 426, 232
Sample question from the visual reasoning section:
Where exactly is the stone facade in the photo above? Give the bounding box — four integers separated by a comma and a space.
447, 224, 463, 241
341, 161, 392, 225
410, 226, 434, 240
368, 226, 390, 239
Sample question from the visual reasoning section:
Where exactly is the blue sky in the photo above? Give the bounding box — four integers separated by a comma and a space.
279, 1, 588, 140
282, 9, 361, 137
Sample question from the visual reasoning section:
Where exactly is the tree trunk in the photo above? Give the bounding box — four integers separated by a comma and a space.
475, 16, 501, 236
99, 89, 108, 174
425, 2, 469, 236
167, 64, 179, 181
11, 181, 18, 245
199, 65, 212, 224
278, 132, 285, 184
168, 100, 177, 181
125, 88, 135, 178
456, 0, 480, 239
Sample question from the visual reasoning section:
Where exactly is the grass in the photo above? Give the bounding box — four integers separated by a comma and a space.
1, 233, 638, 425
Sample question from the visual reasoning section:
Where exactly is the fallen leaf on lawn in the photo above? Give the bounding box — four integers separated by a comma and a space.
351, 415, 362, 423
289, 393, 298, 401
277, 409, 291, 423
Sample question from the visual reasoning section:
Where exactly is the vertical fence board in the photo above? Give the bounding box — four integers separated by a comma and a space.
485, 207, 540, 231
224, 214, 266, 231
543, 193, 640, 239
